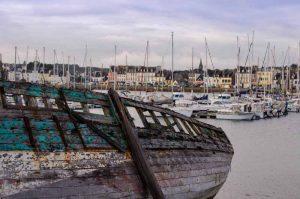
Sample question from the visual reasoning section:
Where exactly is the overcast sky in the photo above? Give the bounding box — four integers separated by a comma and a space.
1, 0, 300, 70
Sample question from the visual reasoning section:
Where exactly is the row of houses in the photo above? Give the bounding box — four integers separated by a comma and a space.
187, 64, 299, 90
0, 58, 299, 91
107, 65, 166, 85
235, 66, 299, 91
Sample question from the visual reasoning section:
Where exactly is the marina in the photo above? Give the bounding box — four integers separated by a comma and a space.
1, 0, 300, 198
115, 91, 298, 121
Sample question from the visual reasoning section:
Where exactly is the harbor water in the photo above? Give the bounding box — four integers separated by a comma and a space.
204, 113, 300, 199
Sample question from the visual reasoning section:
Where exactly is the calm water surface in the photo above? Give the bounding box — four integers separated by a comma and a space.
201, 113, 300, 199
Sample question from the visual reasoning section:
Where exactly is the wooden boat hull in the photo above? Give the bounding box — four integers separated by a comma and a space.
1, 150, 232, 198
0, 80, 233, 198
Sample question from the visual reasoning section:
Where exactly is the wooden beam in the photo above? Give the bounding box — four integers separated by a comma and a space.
23, 116, 38, 151
172, 117, 185, 134
149, 110, 161, 124
136, 108, 150, 128
108, 88, 165, 199
52, 115, 68, 149
0, 87, 7, 108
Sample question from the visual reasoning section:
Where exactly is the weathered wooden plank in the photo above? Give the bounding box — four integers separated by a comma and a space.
165, 183, 223, 199
79, 112, 117, 125
109, 89, 165, 199
154, 166, 231, 181
0, 86, 7, 108
180, 119, 194, 135
52, 115, 68, 148
23, 116, 38, 150
0, 151, 128, 162
157, 172, 227, 188
136, 108, 150, 128
149, 110, 161, 124
0, 134, 29, 144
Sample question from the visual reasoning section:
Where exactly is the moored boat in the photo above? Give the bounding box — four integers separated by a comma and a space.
216, 104, 254, 121
287, 99, 300, 112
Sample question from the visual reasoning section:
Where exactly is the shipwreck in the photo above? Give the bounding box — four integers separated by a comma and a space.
0, 80, 233, 199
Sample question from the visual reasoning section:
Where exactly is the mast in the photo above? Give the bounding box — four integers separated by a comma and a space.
271, 45, 276, 94
53, 49, 56, 77
171, 32, 174, 97
25, 46, 29, 77
192, 47, 194, 70
251, 31, 255, 91
62, 51, 65, 84
247, 33, 250, 90
67, 56, 70, 88
161, 56, 164, 91
84, 44, 88, 89
266, 44, 270, 97
73, 56, 76, 89
236, 36, 240, 94
42, 47, 45, 83
191, 47, 194, 95
205, 38, 216, 94
0, 53, 2, 80
89, 58, 92, 91
298, 42, 300, 93
236, 37, 241, 93
14, 46, 17, 81
114, 45, 117, 90
287, 47, 290, 93
125, 54, 128, 92
281, 51, 285, 93
34, 49, 38, 73
262, 43, 270, 98
271, 45, 275, 94
205, 37, 208, 94
101, 63, 103, 90
145, 40, 149, 93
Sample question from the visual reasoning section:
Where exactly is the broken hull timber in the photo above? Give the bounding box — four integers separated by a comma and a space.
0, 81, 233, 199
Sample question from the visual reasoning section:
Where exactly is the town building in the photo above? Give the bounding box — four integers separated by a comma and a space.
235, 66, 252, 89
108, 65, 165, 85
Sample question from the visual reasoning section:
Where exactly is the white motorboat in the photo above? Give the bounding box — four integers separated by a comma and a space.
216, 104, 255, 121
167, 99, 199, 117
287, 99, 300, 112
198, 99, 231, 112
169, 106, 194, 117
142, 93, 172, 105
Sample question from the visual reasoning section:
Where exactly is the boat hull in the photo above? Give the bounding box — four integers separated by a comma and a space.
1, 150, 232, 199
169, 107, 194, 117
216, 112, 254, 120
0, 80, 233, 199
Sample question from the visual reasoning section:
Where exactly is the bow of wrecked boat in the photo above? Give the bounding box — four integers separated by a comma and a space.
0, 81, 233, 199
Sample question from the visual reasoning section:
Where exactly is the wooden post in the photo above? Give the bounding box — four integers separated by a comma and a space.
108, 88, 165, 199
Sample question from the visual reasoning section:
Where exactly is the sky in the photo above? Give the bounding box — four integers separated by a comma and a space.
1, 0, 300, 70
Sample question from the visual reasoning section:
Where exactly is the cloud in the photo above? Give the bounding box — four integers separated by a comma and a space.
0, 0, 300, 69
